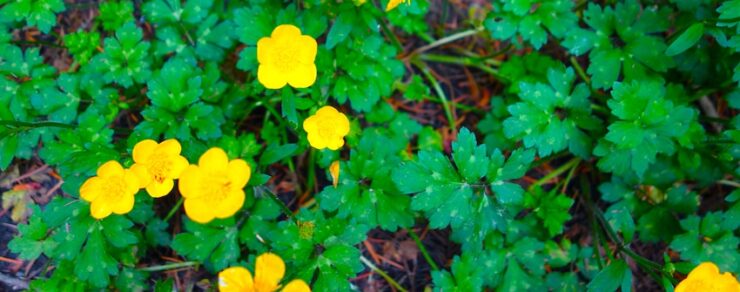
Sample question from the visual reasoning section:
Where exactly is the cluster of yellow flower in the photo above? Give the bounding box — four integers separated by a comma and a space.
219, 253, 310, 292
80, 140, 251, 224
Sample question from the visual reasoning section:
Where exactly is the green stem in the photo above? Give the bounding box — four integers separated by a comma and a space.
413, 27, 484, 54
138, 261, 199, 272
581, 176, 604, 269
570, 56, 591, 85
163, 197, 184, 222
411, 60, 456, 130
407, 228, 439, 271
359, 256, 409, 292
0, 120, 75, 129
378, 16, 403, 52
529, 158, 581, 190
418, 53, 507, 82
254, 186, 295, 221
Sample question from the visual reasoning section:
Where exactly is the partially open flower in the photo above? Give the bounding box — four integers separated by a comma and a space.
130, 139, 189, 198
302, 106, 350, 150
80, 161, 140, 219
218, 253, 311, 292
257, 24, 317, 89
178, 147, 250, 224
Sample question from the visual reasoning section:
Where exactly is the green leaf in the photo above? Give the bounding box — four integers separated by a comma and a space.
452, 128, 489, 182
63, 31, 101, 64
100, 215, 138, 248
259, 143, 298, 165
171, 218, 239, 272
666, 23, 704, 56
0, 0, 65, 33
148, 58, 202, 112
587, 259, 632, 292
8, 212, 56, 260
523, 187, 574, 237
326, 10, 355, 50
89, 22, 151, 87
97, 0, 134, 31
74, 226, 119, 288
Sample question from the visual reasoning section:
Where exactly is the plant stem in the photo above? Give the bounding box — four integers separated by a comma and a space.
529, 158, 581, 190
413, 27, 484, 54
718, 179, 740, 188
407, 228, 439, 271
418, 53, 507, 82
0, 120, 75, 129
163, 197, 184, 222
581, 176, 604, 269
378, 16, 403, 52
359, 256, 409, 292
411, 60, 456, 130
254, 186, 295, 221
138, 261, 199, 272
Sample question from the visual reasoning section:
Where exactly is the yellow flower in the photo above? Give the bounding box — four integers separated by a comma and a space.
302, 106, 350, 150
178, 147, 250, 224
675, 262, 740, 292
386, 0, 410, 11
257, 24, 317, 89
130, 139, 189, 198
80, 161, 140, 219
218, 253, 310, 292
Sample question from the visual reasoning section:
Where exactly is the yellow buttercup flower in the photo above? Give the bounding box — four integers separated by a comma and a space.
386, 0, 410, 11
130, 139, 189, 198
257, 24, 317, 89
218, 253, 310, 292
178, 147, 250, 224
302, 106, 350, 150
675, 262, 740, 292
80, 161, 140, 219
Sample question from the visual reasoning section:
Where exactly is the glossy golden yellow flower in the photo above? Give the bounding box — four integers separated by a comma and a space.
218, 253, 311, 292
80, 161, 140, 219
675, 262, 740, 292
302, 106, 350, 150
386, 0, 410, 11
257, 24, 317, 89
178, 147, 250, 224
130, 139, 189, 198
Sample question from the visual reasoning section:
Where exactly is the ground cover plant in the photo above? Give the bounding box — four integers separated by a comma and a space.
0, 0, 739, 291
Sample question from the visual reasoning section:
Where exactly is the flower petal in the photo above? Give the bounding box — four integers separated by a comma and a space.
184, 197, 215, 223
130, 163, 152, 188
157, 139, 182, 156
80, 177, 102, 202
146, 179, 174, 198
218, 266, 254, 292
257, 37, 274, 64
302, 115, 318, 133
306, 132, 328, 150
110, 193, 135, 215
688, 262, 720, 279
297, 35, 317, 64
227, 159, 251, 189
133, 139, 158, 163
199, 147, 229, 174
215, 189, 245, 220
178, 165, 202, 199
169, 155, 189, 179
90, 200, 112, 219
282, 279, 311, 292
258, 64, 288, 89
287, 63, 317, 88
123, 169, 140, 195
254, 253, 285, 289
272, 24, 301, 39
97, 160, 124, 178
326, 137, 345, 151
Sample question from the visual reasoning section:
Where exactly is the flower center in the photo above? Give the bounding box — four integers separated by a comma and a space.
102, 176, 127, 201
317, 119, 336, 139
271, 42, 300, 73
148, 156, 171, 184
200, 174, 232, 203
